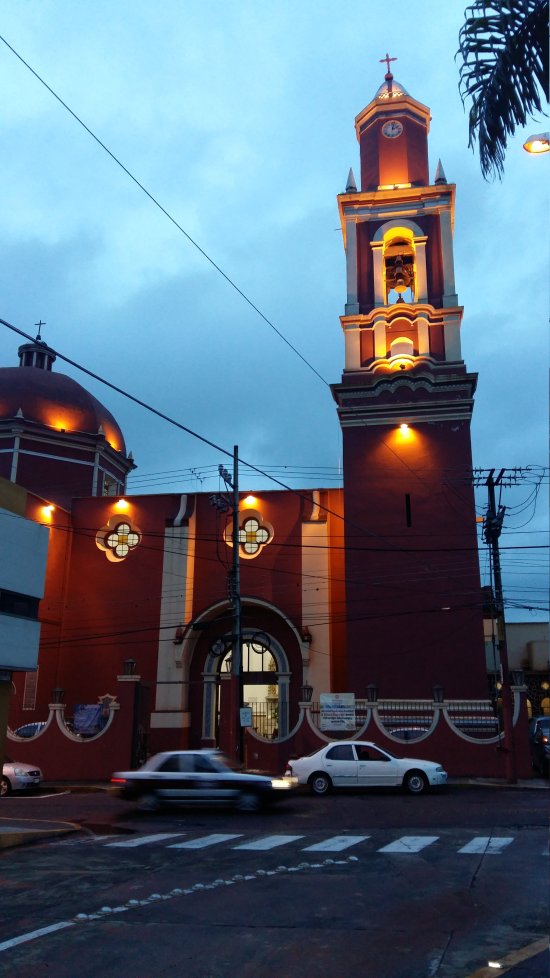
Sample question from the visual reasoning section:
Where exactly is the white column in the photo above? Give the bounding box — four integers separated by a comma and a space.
344, 325, 361, 370
374, 319, 387, 359
414, 237, 428, 302
371, 242, 385, 306
443, 314, 462, 361
440, 210, 459, 306
302, 520, 330, 698
417, 317, 430, 355
151, 511, 192, 726
344, 219, 359, 314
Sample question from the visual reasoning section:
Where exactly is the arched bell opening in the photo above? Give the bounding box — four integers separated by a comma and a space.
384, 235, 416, 305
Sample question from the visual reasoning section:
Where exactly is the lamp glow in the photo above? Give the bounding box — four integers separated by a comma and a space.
114, 498, 129, 511
523, 132, 550, 154
243, 495, 257, 507
399, 423, 409, 433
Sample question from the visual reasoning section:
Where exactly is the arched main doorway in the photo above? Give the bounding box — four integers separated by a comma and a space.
202, 629, 290, 745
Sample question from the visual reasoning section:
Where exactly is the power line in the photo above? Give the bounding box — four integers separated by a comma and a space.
0, 32, 329, 389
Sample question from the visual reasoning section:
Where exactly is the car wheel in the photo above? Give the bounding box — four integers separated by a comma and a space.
309, 772, 331, 796
1, 776, 12, 797
238, 791, 262, 813
138, 792, 160, 812
404, 770, 428, 795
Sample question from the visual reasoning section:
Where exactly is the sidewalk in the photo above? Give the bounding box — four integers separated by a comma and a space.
0, 816, 81, 849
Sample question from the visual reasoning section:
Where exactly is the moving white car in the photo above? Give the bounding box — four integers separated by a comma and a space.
285, 741, 447, 795
111, 749, 297, 812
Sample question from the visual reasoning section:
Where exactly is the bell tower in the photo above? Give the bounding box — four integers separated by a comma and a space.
332, 64, 488, 699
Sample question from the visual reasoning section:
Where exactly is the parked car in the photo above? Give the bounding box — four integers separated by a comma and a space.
12, 721, 47, 738
285, 741, 447, 795
1, 759, 43, 796
528, 716, 549, 777
111, 749, 297, 813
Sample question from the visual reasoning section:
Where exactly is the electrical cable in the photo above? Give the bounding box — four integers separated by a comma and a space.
0, 33, 329, 389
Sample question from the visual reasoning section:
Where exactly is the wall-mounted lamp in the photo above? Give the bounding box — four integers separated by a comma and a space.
122, 659, 136, 676
114, 498, 129, 511
399, 423, 409, 433
301, 626, 313, 646
51, 687, 65, 704
523, 132, 550, 154
433, 684, 444, 704
510, 669, 525, 687
173, 625, 184, 645
366, 684, 378, 704
243, 495, 257, 508
299, 683, 314, 703
41, 504, 55, 520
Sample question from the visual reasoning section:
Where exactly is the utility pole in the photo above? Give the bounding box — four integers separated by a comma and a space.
482, 469, 516, 783
218, 447, 243, 764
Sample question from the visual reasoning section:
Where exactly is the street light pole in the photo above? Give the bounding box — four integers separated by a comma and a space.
218, 447, 243, 764
483, 469, 516, 783
230, 445, 243, 763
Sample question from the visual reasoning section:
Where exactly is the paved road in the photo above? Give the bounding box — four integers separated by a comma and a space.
0, 785, 547, 977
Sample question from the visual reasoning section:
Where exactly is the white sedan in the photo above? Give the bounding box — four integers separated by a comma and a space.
285, 741, 447, 796
2, 759, 43, 796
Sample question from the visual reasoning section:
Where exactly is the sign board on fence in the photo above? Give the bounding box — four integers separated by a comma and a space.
320, 692, 356, 731
240, 707, 253, 728
73, 704, 104, 735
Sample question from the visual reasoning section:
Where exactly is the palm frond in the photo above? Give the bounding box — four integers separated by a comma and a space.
457, 0, 549, 178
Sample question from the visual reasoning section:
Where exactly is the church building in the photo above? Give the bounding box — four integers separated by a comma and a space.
2, 70, 527, 778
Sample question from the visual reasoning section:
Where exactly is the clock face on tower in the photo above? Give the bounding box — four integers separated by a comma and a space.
382, 120, 403, 139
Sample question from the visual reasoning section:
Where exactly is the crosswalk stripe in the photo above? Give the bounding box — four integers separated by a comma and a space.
378, 835, 439, 853
106, 833, 185, 848
302, 835, 370, 852
167, 834, 243, 849
233, 834, 304, 851
457, 836, 514, 855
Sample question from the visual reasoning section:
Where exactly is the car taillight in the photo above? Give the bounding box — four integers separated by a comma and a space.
110, 777, 127, 785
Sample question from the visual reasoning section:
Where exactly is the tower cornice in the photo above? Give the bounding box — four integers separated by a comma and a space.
337, 184, 456, 247
354, 92, 431, 140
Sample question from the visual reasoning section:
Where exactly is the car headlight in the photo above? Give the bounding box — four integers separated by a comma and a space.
435, 766, 445, 773
270, 777, 295, 789
14, 768, 31, 777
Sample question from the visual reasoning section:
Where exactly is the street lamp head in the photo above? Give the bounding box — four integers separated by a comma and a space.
523, 132, 550, 154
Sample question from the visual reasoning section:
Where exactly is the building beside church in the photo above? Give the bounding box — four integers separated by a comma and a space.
0, 70, 535, 779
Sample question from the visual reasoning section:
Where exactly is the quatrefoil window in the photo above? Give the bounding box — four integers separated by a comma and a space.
96, 517, 141, 563
224, 509, 273, 559
239, 517, 270, 555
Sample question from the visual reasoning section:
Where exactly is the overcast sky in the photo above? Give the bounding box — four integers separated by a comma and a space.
0, 1, 547, 621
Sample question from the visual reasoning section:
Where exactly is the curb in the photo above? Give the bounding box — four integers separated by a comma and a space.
0, 819, 81, 850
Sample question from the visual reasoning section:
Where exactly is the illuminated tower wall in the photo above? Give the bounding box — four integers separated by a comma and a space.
332, 73, 488, 699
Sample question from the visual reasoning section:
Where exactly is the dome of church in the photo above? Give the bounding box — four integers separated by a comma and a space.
0, 340, 126, 454
374, 75, 410, 100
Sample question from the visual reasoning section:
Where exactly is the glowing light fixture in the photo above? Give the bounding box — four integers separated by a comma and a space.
41, 504, 55, 520
523, 132, 550, 154
399, 423, 409, 433
243, 495, 257, 507
114, 498, 129, 511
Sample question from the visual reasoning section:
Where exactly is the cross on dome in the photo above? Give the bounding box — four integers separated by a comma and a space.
379, 52, 397, 76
